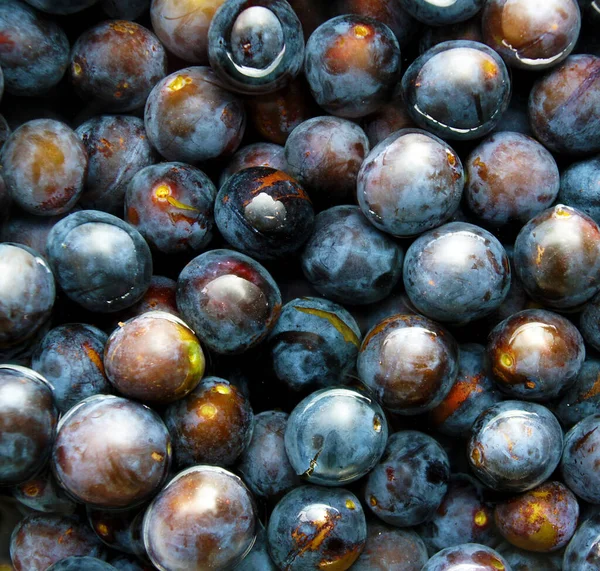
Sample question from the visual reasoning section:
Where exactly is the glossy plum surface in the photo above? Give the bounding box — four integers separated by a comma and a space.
559, 156, 600, 226
563, 513, 600, 570
219, 142, 288, 188
422, 543, 510, 571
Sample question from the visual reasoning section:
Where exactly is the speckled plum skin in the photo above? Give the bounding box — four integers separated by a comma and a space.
488, 309, 585, 401
10, 514, 106, 571
495, 481, 579, 552
468, 401, 563, 492
301, 206, 404, 305
0, 1, 69, 96
164, 376, 253, 467
13, 469, 76, 514
104, 312, 205, 404
465, 132, 560, 227
561, 414, 600, 504
497, 542, 562, 571
70, 21, 167, 112
422, 544, 511, 571
430, 344, 503, 437
563, 513, 600, 570
0, 365, 57, 486
403, 222, 511, 324
365, 431, 450, 527
402, 41, 511, 141
151, 0, 226, 64
514, 205, 600, 309
400, 0, 482, 25
32, 323, 110, 413
558, 156, 600, 226
144, 66, 246, 163
208, 0, 305, 94
358, 314, 458, 415
1, 119, 87, 216
284, 387, 388, 486
352, 523, 428, 571
357, 129, 464, 237
267, 485, 366, 571
24, 0, 99, 13
52, 395, 171, 509
0, 243, 55, 348
176, 249, 281, 354
304, 15, 401, 119
219, 142, 288, 187
237, 411, 299, 499
47, 557, 116, 571
125, 162, 217, 254
555, 359, 600, 428
482, 0, 580, 69
76, 115, 156, 216
143, 466, 257, 571
418, 474, 499, 555
267, 297, 361, 392
529, 55, 600, 155
285, 116, 369, 205
46, 210, 153, 313
215, 167, 314, 261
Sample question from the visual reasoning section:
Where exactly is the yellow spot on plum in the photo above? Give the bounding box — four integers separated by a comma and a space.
474, 510, 488, 526
345, 499, 356, 510
214, 384, 231, 395
373, 415, 382, 432
73, 62, 82, 76
200, 403, 217, 419
167, 74, 192, 92
151, 452, 164, 462
500, 353, 513, 368
97, 523, 109, 536
354, 24, 370, 38
293, 306, 360, 347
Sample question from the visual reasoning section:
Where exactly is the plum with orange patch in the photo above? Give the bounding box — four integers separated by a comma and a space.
555, 358, 600, 427
421, 543, 510, 571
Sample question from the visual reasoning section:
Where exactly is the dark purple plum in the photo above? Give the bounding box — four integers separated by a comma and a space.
125, 162, 216, 254
76, 115, 156, 216
465, 132, 560, 227
164, 376, 253, 467
468, 400, 563, 492
10, 514, 106, 571
267, 296, 361, 392
362, 89, 416, 147
482, 0, 581, 69
488, 309, 585, 401
102, 0, 149, 19
32, 323, 110, 414
0, 243, 55, 349
214, 167, 314, 260
267, 485, 366, 570
104, 312, 205, 403
563, 513, 600, 570
494, 481, 579, 552
357, 128, 464, 237
113, 275, 179, 323
87, 505, 145, 556
219, 142, 288, 188
150, 0, 225, 64
304, 15, 401, 119
529, 55, 600, 155
561, 414, 600, 504
284, 387, 388, 485
422, 544, 510, 571
176, 249, 281, 354
145, 66, 246, 163
52, 395, 171, 508
350, 291, 417, 337
403, 222, 511, 324
301, 205, 404, 305
419, 15, 484, 52
0, 1, 69, 96
558, 156, 600, 225
13, 469, 76, 514
237, 411, 300, 500
555, 358, 600, 427
365, 430, 450, 527
358, 314, 459, 415
46, 210, 153, 313
430, 344, 503, 437
208, 0, 305, 94
0, 365, 57, 486
285, 116, 369, 206
70, 21, 167, 112
402, 41, 511, 140
143, 466, 257, 570
514, 205, 600, 309
1, 119, 87, 216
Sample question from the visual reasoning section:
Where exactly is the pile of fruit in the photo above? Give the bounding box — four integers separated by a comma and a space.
1, 0, 600, 569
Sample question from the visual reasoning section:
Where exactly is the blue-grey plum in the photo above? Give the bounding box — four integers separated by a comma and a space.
234, 523, 277, 571
176, 249, 281, 354
422, 544, 510, 571
559, 156, 600, 226
301, 205, 404, 305
13, 469, 76, 514
284, 386, 388, 486
47, 557, 116, 571
237, 411, 300, 500
46, 210, 153, 313
267, 485, 367, 570
357, 129, 464, 237
497, 542, 562, 571
468, 400, 563, 492
563, 513, 600, 570
87, 504, 145, 556
365, 430, 450, 527
143, 466, 257, 571
267, 297, 361, 392
400, 0, 483, 25
555, 358, 600, 428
